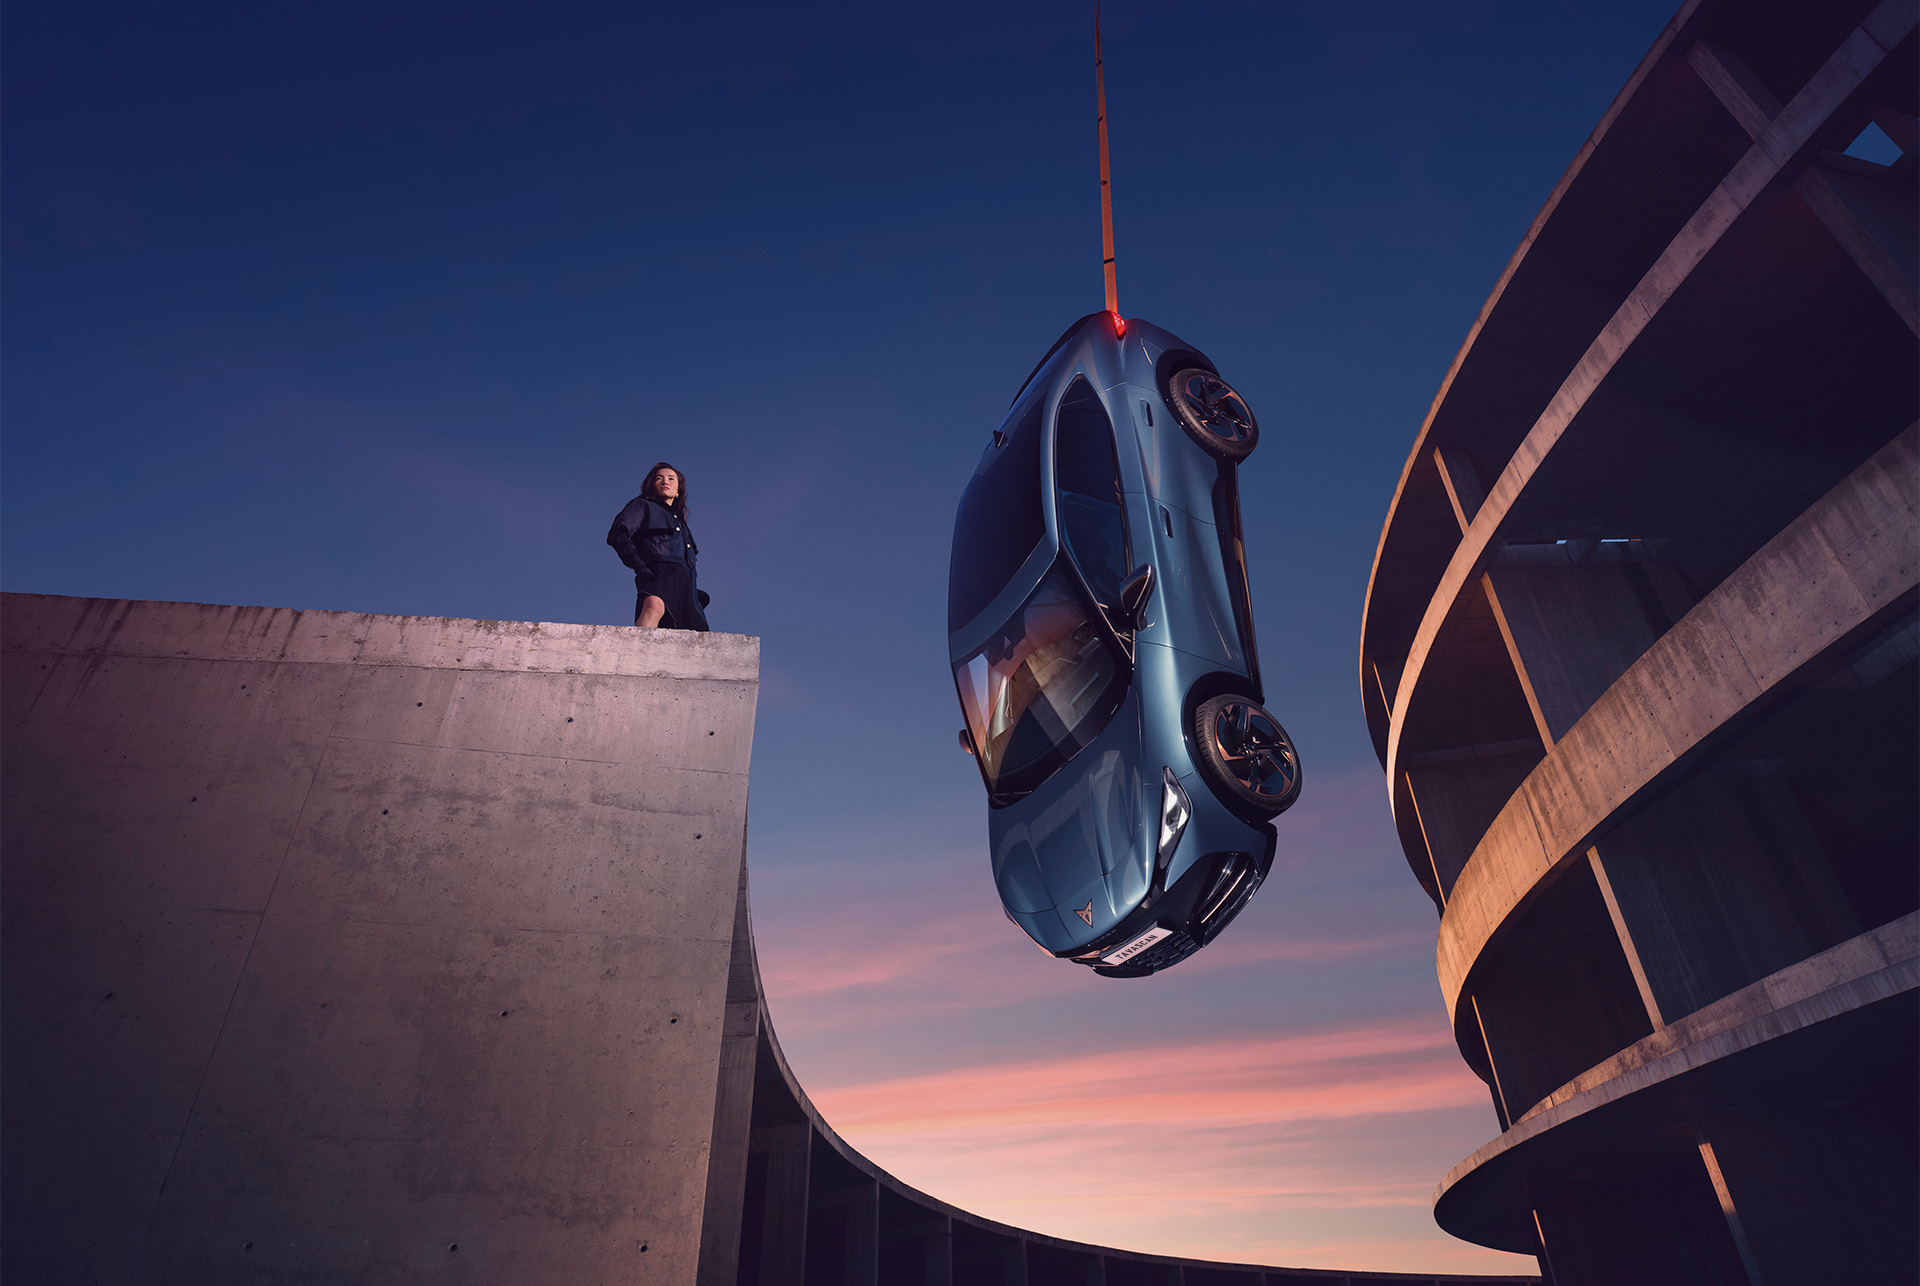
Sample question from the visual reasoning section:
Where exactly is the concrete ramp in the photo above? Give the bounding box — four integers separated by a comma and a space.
2, 593, 1532, 1285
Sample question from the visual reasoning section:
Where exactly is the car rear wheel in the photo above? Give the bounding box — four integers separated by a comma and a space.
1192, 694, 1301, 818
1166, 367, 1258, 462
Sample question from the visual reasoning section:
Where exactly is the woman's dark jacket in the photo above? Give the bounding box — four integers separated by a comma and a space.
607, 494, 702, 593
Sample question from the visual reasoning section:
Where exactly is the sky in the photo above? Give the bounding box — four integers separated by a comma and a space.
4, 0, 1680, 1273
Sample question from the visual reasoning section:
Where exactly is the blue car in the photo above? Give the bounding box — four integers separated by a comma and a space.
949, 311, 1301, 978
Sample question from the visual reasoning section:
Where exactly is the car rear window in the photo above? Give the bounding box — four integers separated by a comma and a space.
1056, 378, 1128, 609
949, 396, 1046, 631
1055, 379, 1122, 503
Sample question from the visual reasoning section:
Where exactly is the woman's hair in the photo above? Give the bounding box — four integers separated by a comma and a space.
642, 461, 687, 516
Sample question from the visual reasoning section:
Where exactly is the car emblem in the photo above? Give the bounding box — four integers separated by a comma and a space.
1076, 901, 1094, 925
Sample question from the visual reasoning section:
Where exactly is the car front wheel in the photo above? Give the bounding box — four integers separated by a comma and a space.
1192, 694, 1302, 819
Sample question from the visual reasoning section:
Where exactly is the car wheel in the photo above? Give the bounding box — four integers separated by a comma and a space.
1166, 367, 1258, 461
1192, 694, 1301, 818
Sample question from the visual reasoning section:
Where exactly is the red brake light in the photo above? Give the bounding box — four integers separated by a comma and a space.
1110, 311, 1126, 337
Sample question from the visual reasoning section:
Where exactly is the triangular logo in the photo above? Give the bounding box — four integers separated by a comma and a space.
1076, 901, 1094, 925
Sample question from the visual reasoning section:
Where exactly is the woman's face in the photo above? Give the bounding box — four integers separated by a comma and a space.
650, 469, 681, 502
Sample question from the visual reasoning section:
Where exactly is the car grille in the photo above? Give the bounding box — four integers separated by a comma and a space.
1092, 928, 1199, 977
1196, 855, 1261, 936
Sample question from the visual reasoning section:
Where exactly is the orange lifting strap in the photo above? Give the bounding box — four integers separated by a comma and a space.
1096, 3, 1119, 321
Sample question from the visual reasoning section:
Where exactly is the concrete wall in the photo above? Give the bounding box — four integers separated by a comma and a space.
2, 594, 760, 1284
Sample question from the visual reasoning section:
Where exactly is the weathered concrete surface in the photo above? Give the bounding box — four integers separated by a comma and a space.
1435, 424, 1918, 1027
1360, 1, 1918, 1274
1433, 913, 1918, 1253
1376, 6, 1912, 789
1, 594, 759, 1285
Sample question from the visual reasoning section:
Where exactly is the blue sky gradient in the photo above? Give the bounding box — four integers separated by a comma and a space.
6, 0, 1678, 1270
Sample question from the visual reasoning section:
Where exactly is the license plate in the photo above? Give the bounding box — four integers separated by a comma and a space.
1101, 925, 1172, 965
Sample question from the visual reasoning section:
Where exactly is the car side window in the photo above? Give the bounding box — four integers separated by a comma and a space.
1055, 378, 1129, 611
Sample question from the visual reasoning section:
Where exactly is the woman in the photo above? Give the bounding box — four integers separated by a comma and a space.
606, 462, 710, 630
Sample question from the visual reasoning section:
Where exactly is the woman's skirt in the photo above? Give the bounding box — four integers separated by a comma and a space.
636, 561, 709, 632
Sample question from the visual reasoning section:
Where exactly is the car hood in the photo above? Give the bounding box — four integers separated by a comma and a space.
989, 687, 1150, 954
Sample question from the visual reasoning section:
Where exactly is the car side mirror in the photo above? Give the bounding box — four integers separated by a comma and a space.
1119, 564, 1155, 631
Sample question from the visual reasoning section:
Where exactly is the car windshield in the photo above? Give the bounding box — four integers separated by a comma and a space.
954, 560, 1128, 802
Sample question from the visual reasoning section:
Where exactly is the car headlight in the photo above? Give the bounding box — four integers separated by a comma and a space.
1157, 767, 1191, 871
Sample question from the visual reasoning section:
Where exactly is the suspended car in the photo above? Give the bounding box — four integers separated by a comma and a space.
949, 310, 1301, 977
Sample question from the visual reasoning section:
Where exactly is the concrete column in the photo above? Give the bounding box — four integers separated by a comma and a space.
698, 855, 763, 1286
752, 1122, 811, 1286
1696, 1098, 1920, 1283
1002, 1239, 1032, 1286
922, 1215, 953, 1286
1480, 551, 1686, 747
1401, 741, 1541, 897
1687, 37, 1919, 336
1432, 441, 1694, 751
1588, 765, 1861, 1023
1029, 1244, 1106, 1284
1529, 1144, 1752, 1286
840, 1180, 878, 1286
1104, 1259, 1180, 1285
1465, 860, 1653, 1117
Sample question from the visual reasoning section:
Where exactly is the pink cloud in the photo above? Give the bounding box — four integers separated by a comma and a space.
810, 1019, 1486, 1137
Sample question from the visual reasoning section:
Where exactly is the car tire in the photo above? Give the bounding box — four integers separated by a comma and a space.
1191, 694, 1302, 819
1166, 367, 1258, 462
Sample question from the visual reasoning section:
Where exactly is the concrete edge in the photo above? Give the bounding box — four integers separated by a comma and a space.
0, 592, 759, 683
1377, 13, 1909, 790
1358, 0, 1711, 757
1433, 423, 1919, 1023
1429, 912, 1919, 1248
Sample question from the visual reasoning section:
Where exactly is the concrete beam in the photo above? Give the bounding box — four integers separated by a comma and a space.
1688, 37, 1920, 334
1433, 913, 1917, 1253
1381, 2, 1915, 795
1435, 424, 1916, 1029
1359, 0, 1713, 759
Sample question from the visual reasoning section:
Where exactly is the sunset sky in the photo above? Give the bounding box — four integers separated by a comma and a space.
5, 0, 1679, 1272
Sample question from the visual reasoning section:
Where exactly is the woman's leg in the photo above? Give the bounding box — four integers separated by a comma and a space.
636, 595, 667, 627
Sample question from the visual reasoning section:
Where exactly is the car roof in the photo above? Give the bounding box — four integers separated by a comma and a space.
1008, 312, 1109, 408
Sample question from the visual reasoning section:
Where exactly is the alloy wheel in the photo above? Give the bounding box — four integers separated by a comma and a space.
1175, 371, 1255, 445
1209, 701, 1299, 803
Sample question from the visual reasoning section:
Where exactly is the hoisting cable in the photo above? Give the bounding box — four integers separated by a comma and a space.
1096, 1, 1120, 326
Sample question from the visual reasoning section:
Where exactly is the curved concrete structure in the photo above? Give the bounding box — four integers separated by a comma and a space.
1359, 0, 1918, 1280
3, 592, 1535, 1285
1433, 915, 1916, 1254
1435, 428, 1917, 1031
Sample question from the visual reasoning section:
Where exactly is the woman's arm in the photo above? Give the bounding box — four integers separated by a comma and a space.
606, 496, 658, 577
